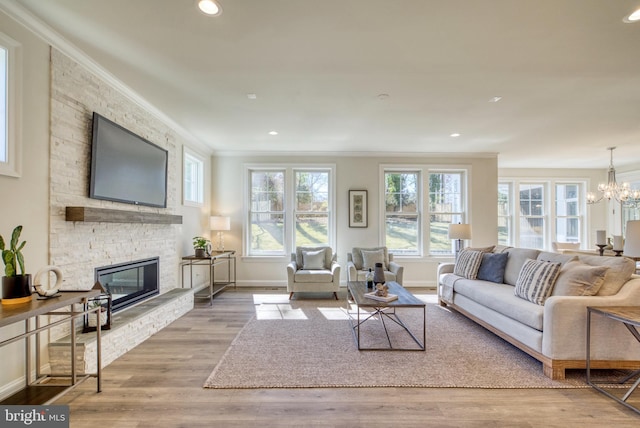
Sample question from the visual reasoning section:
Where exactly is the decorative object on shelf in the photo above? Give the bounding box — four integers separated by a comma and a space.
373, 262, 385, 285
33, 265, 63, 298
193, 236, 210, 257
210, 216, 231, 251
623, 220, 640, 259
365, 268, 374, 289
83, 281, 112, 333
587, 147, 640, 206
596, 230, 607, 256
613, 235, 624, 256
449, 223, 472, 260
348, 190, 368, 228
0, 225, 32, 305
375, 283, 389, 297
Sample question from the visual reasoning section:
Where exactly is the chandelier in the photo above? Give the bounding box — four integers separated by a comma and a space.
587, 147, 640, 206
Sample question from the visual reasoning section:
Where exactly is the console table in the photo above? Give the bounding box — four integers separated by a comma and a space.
181, 250, 236, 305
0, 290, 102, 405
587, 306, 640, 415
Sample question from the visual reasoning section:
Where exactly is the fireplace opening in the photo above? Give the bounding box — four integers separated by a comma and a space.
95, 257, 159, 312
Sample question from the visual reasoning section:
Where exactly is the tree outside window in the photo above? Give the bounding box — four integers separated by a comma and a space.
295, 171, 330, 247
385, 171, 419, 255
249, 170, 285, 255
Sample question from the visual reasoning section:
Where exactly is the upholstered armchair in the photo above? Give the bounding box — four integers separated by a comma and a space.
286, 246, 341, 300
347, 246, 404, 285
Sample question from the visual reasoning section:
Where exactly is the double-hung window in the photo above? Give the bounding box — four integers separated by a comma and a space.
246, 165, 334, 257
498, 183, 513, 246
384, 171, 420, 255
429, 171, 465, 255
555, 183, 580, 243
0, 32, 21, 177
518, 184, 545, 249
183, 148, 204, 206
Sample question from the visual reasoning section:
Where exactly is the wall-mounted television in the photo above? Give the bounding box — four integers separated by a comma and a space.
90, 112, 168, 208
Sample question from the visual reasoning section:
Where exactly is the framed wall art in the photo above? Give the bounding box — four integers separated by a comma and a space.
349, 190, 368, 228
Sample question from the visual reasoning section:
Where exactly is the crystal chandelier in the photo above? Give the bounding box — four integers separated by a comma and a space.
587, 147, 640, 206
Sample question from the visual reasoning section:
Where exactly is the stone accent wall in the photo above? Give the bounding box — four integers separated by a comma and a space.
49, 48, 183, 340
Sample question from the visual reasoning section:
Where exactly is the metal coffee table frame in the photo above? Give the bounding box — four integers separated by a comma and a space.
347, 281, 425, 351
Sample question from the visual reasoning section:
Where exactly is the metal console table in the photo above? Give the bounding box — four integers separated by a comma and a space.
587, 306, 640, 415
0, 289, 102, 405
181, 250, 236, 305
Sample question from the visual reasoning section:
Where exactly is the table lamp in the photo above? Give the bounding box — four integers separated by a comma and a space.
210, 216, 231, 251
623, 220, 640, 258
448, 223, 471, 259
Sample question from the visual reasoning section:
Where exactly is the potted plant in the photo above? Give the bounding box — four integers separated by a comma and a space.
193, 236, 210, 258
1, 225, 32, 304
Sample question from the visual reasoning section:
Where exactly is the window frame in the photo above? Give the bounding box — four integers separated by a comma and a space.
244, 164, 336, 259
428, 169, 467, 256
498, 182, 513, 246
383, 169, 422, 256
0, 32, 22, 178
182, 146, 205, 207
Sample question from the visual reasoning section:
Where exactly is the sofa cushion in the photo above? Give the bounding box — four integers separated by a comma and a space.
493, 245, 512, 253
453, 249, 484, 279
351, 247, 389, 270
361, 249, 385, 270
551, 261, 608, 297
296, 246, 333, 270
452, 279, 544, 331
476, 252, 508, 283
465, 245, 495, 253
536, 251, 577, 265
514, 259, 561, 305
577, 255, 636, 296
503, 248, 541, 286
302, 249, 326, 270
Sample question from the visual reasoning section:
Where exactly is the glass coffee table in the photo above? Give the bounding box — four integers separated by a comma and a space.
347, 281, 425, 351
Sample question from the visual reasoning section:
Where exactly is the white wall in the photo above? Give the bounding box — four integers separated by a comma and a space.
0, 9, 50, 397
212, 153, 498, 288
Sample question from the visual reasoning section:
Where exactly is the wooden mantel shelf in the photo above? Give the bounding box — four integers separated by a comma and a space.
65, 206, 182, 224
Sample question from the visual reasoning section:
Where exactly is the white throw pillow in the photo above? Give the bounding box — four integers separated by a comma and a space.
362, 249, 385, 270
514, 259, 561, 305
302, 250, 325, 270
453, 249, 484, 279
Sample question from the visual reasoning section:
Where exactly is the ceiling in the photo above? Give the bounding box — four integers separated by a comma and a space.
9, 0, 640, 168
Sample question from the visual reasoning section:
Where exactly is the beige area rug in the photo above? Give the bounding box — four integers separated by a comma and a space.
204, 295, 625, 389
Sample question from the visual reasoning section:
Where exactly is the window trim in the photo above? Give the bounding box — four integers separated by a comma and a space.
182, 146, 205, 207
243, 163, 336, 258
0, 32, 22, 178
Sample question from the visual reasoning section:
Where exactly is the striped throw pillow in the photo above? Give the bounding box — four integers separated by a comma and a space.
514, 259, 562, 305
453, 249, 484, 279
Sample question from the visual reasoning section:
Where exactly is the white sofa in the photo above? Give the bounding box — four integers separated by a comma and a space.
438, 246, 640, 380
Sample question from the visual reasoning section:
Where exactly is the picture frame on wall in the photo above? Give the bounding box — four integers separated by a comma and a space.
349, 190, 368, 228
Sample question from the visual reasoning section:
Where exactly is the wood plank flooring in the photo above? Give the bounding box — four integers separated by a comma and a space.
55, 288, 640, 427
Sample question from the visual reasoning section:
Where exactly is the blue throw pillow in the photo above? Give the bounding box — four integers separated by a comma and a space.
476, 252, 509, 283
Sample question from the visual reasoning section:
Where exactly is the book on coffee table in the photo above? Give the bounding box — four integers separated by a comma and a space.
364, 292, 398, 302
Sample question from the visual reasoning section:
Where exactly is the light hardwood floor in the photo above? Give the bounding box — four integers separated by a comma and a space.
57, 288, 640, 427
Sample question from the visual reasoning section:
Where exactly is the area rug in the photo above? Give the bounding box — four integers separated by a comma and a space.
204, 298, 622, 389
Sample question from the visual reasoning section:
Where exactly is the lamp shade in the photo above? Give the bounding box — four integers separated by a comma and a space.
210, 216, 230, 231
623, 220, 640, 257
448, 223, 471, 240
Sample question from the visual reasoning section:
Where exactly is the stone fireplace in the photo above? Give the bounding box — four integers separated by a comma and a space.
96, 258, 160, 312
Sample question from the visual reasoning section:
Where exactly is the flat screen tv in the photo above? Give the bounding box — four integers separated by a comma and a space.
90, 112, 168, 208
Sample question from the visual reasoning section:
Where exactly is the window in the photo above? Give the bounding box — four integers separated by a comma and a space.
429, 172, 465, 255
246, 165, 335, 257
295, 170, 330, 247
0, 32, 21, 177
555, 183, 580, 243
499, 179, 586, 249
183, 148, 204, 206
384, 171, 420, 255
498, 183, 512, 246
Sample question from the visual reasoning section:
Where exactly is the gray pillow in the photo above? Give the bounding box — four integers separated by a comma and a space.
551, 261, 608, 297
362, 249, 385, 270
476, 252, 508, 283
302, 250, 325, 270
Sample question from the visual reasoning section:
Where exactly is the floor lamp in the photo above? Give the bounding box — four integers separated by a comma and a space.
210, 216, 231, 251
449, 223, 471, 260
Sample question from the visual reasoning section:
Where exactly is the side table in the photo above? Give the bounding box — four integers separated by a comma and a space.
587, 306, 640, 415
181, 250, 236, 305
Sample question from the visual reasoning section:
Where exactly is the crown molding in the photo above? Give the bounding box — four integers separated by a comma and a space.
213, 150, 499, 159
0, 0, 213, 155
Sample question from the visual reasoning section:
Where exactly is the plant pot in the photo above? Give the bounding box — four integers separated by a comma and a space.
88, 310, 108, 328
1, 274, 33, 305
195, 248, 206, 257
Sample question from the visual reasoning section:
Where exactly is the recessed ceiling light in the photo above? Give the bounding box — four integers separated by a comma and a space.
624, 8, 640, 23
247, 93, 257, 100
198, 0, 222, 16
489, 96, 502, 103
450, 133, 461, 138
268, 131, 278, 136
